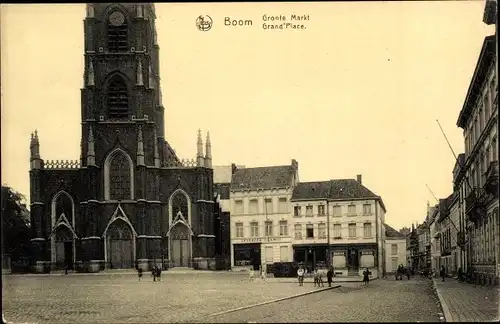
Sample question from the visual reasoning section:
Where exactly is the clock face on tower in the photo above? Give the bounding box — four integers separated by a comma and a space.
109, 11, 125, 26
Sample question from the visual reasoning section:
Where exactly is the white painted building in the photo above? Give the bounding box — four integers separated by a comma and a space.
229, 160, 299, 271
384, 224, 407, 274
290, 175, 386, 278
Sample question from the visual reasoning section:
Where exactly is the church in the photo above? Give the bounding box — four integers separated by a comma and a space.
29, 3, 217, 273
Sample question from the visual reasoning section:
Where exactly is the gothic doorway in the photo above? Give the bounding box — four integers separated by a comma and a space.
54, 226, 74, 270
106, 220, 134, 269
170, 223, 190, 267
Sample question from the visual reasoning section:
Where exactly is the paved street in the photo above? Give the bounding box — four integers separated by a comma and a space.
2, 272, 330, 323
201, 277, 445, 323
433, 278, 499, 322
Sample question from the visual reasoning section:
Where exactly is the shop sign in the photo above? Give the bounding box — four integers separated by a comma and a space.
361, 250, 374, 255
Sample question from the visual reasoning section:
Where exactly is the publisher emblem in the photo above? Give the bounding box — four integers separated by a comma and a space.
196, 15, 213, 31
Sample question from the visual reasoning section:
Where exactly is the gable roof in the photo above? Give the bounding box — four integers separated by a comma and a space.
230, 165, 295, 191
384, 224, 405, 239
291, 181, 331, 200
291, 178, 382, 203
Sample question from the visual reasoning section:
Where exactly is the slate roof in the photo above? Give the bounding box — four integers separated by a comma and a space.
385, 224, 406, 239
290, 181, 331, 200
214, 183, 231, 200
230, 165, 296, 191
291, 179, 378, 200
291, 178, 386, 211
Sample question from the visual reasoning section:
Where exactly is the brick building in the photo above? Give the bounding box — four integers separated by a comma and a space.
29, 3, 217, 273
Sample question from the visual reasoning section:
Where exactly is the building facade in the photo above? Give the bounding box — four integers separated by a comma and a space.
290, 175, 386, 277
456, 34, 498, 285
229, 161, 299, 271
437, 193, 460, 275
29, 3, 218, 273
429, 206, 441, 274
417, 222, 431, 272
407, 224, 419, 272
384, 224, 407, 274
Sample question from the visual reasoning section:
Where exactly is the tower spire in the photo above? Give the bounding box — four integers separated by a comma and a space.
204, 131, 212, 168
87, 125, 96, 166
197, 129, 204, 167
30, 130, 42, 169
137, 126, 145, 166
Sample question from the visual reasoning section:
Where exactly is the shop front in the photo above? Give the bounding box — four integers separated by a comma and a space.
330, 243, 378, 277
293, 244, 328, 272
232, 241, 261, 271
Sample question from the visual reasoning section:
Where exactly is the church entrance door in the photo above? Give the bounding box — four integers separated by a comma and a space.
106, 220, 134, 269
54, 226, 74, 270
170, 223, 190, 267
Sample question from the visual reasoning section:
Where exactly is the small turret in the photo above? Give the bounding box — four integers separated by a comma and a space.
153, 128, 160, 168
87, 58, 94, 87
136, 57, 143, 86
137, 126, 145, 166
197, 129, 204, 167
87, 125, 96, 166
204, 131, 212, 168
30, 130, 42, 170
86, 4, 95, 18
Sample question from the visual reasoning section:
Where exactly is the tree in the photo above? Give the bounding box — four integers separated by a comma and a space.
1, 185, 31, 261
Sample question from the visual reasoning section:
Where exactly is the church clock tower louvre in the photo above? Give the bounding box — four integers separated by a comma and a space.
29, 3, 216, 273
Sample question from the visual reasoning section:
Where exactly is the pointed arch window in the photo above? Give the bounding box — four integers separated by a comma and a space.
55, 193, 73, 221
171, 192, 188, 219
109, 151, 132, 200
107, 76, 129, 119
107, 11, 128, 52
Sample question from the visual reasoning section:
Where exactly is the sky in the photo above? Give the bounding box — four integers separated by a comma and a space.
1, 1, 495, 230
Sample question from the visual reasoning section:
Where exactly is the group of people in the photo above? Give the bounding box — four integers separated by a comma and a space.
297, 265, 368, 287
395, 264, 410, 280
136, 264, 162, 281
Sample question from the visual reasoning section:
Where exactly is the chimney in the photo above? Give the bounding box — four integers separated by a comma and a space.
231, 163, 237, 175
356, 174, 362, 184
291, 159, 298, 170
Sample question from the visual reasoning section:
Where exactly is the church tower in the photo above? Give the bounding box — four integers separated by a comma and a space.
81, 3, 166, 200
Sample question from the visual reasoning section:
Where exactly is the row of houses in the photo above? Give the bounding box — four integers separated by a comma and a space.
406, 2, 498, 286
213, 161, 407, 277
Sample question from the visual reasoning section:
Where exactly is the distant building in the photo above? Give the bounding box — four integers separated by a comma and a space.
384, 224, 407, 274
456, 34, 498, 285
436, 193, 460, 275
290, 175, 387, 277
406, 224, 419, 271
429, 204, 441, 273
229, 160, 299, 271
416, 222, 431, 272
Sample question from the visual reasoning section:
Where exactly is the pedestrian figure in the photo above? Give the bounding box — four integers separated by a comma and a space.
313, 269, 324, 288
440, 265, 446, 282
152, 266, 157, 282
260, 269, 267, 281
137, 267, 143, 281
64, 265, 69, 275
156, 265, 162, 281
326, 267, 334, 287
406, 267, 410, 280
363, 268, 370, 286
297, 266, 305, 286
249, 269, 255, 281
457, 267, 463, 282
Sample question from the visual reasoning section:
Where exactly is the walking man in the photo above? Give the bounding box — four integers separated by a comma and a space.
326, 267, 334, 287
440, 265, 446, 282
297, 265, 305, 286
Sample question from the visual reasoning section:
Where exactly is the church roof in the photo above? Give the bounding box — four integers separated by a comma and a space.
230, 165, 295, 191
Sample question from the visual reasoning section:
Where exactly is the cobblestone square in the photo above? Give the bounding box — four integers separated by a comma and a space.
2, 272, 325, 323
